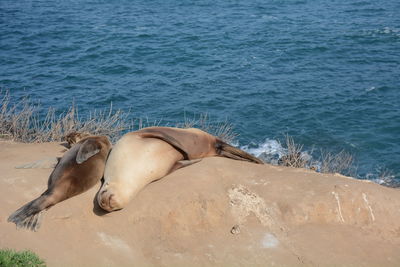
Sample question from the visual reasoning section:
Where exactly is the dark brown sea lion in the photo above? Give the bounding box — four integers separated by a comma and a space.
97, 127, 263, 212
8, 135, 112, 231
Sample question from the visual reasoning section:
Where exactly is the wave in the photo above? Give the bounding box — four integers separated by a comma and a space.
241, 139, 399, 187
240, 139, 313, 167
241, 139, 286, 165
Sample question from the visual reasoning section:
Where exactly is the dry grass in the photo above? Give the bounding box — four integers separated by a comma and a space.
278, 134, 356, 176
0, 91, 130, 143
1, 92, 237, 144
1, 92, 36, 141
278, 134, 310, 168
136, 117, 164, 130
177, 113, 238, 144
320, 150, 356, 176
38, 105, 130, 143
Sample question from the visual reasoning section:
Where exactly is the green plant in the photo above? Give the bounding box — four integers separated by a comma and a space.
0, 249, 46, 267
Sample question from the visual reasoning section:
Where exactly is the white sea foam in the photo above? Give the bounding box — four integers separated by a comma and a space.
241, 139, 319, 169
369, 168, 398, 187
241, 139, 286, 157
241, 139, 286, 165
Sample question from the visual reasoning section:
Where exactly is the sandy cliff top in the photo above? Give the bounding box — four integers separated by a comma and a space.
1, 141, 400, 266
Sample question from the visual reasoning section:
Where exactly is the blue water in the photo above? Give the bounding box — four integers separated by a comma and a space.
1, 0, 399, 183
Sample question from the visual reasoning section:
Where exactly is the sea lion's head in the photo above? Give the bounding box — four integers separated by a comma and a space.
97, 182, 130, 212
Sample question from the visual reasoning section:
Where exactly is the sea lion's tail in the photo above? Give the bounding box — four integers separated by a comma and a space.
215, 139, 264, 164
8, 192, 52, 231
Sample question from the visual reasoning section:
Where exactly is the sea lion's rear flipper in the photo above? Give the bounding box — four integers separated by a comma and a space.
76, 139, 101, 164
138, 129, 190, 160
215, 139, 264, 164
168, 159, 202, 174
8, 191, 55, 231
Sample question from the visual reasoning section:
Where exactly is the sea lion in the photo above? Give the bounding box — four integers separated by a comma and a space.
97, 127, 263, 212
8, 135, 112, 231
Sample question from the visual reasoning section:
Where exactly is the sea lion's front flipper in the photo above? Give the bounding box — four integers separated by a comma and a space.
138, 129, 190, 160
76, 139, 101, 164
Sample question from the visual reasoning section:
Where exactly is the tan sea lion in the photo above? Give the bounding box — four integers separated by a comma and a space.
8, 135, 112, 231
97, 127, 263, 212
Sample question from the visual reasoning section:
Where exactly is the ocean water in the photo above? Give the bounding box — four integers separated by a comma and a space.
1, 0, 399, 184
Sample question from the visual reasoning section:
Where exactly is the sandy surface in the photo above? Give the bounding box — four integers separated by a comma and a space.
1, 140, 400, 266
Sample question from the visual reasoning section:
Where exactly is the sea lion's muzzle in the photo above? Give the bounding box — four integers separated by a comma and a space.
98, 189, 110, 211
98, 189, 123, 212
